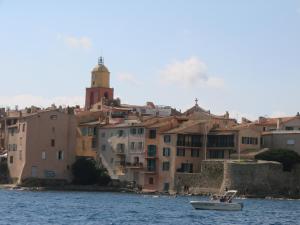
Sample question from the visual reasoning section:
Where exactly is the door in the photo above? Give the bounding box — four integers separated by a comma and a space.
31, 166, 37, 177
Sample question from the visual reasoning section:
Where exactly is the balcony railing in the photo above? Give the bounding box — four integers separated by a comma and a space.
115, 148, 125, 154
126, 162, 143, 168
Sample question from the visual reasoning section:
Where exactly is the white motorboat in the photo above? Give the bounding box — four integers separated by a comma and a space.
190, 190, 243, 211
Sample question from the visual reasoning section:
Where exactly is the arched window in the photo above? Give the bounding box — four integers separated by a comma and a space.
104, 91, 109, 99
90, 92, 94, 105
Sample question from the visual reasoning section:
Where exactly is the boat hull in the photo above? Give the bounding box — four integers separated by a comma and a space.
190, 201, 243, 211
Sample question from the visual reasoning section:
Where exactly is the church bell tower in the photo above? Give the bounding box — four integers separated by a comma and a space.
85, 57, 114, 110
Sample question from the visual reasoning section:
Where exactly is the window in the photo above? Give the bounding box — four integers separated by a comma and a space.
176, 148, 185, 156
22, 123, 25, 132
163, 183, 169, 192
57, 151, 64, 160
118, 130, 124, 137
117, 143, 125, 153
11, 128, 14, 136
42, 151, 46, 160
101, 145, 106, 151
242, 137, 258, 145
162, 161, 170, 171
12, 144, 17, 151
149, 177, 154, 185
209, 150, 224, 159
286, 127, 294, 130
134, 157, 139, 163
91, 137, 97, 149
149, 129, 156, 139
147, 159, 156, 171
93, 127, 97, 136
81, 127, 88, 136
88, 128, 93, 136
137, 128, 144, 135
191, 149, 200, 157
10, 156, 13, 164
130, 128, 137, 135
207, 135, 234, 147
19, 150, 22, 160
130, 142, 135, 150
164, 135, 171, 143
147, 145, 156, 157
19, 137, 22, 146
101, 132, 105, 138
50, 115, 57, 120
177, 134, 201, 147
178, 163, 193, 173
138, 142, 143, 150
51, 139, 55, 147
163, 147, 170, 156
8, 144, 11, 151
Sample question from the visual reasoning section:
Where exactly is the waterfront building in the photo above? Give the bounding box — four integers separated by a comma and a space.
98, 118, 145, 184
75, 111, 106, 160
6, 108, 76, 184
142, 116, 187, 192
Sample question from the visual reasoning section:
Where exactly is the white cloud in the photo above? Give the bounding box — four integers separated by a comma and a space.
117, 73, 142, 86
159, 57, 224, 88
0, 94, 84, 109
57, 34, 92, 50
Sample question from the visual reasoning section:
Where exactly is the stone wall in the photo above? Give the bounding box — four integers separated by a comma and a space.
221, 161, 300, 197
174, 160, 300, 197
174, 160, 224, 194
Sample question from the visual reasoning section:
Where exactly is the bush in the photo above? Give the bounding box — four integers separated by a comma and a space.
72, 158, 111, 185
255, 149, 300, 171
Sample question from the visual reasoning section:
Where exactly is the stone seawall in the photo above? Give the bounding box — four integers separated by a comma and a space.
221, 161, 300, 197
174, 160, 300, 197
174, 160, 224, 194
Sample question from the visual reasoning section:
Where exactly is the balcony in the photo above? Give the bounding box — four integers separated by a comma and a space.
126, 162, 143, 169
115, 148, 125, 155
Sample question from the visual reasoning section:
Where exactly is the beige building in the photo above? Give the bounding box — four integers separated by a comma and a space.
98, 119, 145, 184
7, 109, 76, 184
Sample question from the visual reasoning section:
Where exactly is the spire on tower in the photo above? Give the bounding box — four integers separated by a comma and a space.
98, 56, 104, 65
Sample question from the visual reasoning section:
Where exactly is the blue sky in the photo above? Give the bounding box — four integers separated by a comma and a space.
1, 0, 300, 120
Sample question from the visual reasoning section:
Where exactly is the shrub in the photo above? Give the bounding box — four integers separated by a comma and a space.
72, 158, 111, 185
255, 149, 300, 171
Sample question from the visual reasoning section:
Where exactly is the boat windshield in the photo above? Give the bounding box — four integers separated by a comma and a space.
219, 190, 237, 203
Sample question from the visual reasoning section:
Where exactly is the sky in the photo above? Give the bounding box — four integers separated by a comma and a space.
1, 0, 300, 121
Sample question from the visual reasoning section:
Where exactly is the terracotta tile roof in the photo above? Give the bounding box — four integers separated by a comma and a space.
163, 120, 207, 134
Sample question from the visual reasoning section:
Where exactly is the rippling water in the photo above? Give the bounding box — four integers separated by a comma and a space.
0, 190, 299, 225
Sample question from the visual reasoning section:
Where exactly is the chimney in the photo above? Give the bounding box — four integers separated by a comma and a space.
277, 118, 282, 130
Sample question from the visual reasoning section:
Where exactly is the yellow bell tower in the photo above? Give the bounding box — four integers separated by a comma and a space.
85, 57, 114, 110
91, 57, 110, 88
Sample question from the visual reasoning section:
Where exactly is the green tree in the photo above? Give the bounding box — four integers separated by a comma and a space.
255, 149, 300, 171
72, 158, 111, 185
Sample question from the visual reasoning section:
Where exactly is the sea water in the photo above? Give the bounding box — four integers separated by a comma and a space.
0, 190, 299, 225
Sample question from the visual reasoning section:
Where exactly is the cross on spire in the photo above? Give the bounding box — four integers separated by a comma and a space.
195, 98, 198, 106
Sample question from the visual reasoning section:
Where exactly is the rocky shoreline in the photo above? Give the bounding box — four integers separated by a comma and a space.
1, 184, 299, 200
